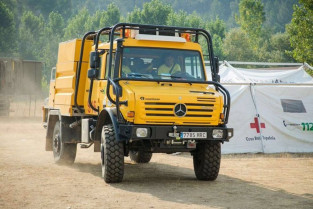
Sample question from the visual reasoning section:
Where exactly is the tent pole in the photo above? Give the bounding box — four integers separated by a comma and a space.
249, 83, 265, 153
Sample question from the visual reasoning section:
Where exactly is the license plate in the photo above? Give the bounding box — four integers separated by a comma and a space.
180, 132, 207, 139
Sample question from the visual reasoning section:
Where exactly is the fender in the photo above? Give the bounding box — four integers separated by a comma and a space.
45, 109, 61, 151
46, 110, 80, 150
95, 107, 120, 142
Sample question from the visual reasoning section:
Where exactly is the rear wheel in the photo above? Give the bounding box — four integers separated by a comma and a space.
129, 151, 152, 163
101, 124, 124, 183
193, 141, 221, 181
52, 121, 77, 164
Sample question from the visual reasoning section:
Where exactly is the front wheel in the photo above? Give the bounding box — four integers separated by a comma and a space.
129, 151, 152, 163
101, 124, 124, 183
193, 141, 221, 181
52, 121, 77, 165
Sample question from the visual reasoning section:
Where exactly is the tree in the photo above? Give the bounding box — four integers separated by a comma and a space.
287, 0, 313, 65
85, 10, 107, 31
0, 2, 16, 56
212, 34, 224, 59
104, 3, 120, 26
264, 0, 297, 33
166, 10, 205, 28
257, 32, 294, 62
207, 17, 226, 39
64, 8, 90, 40
223, 28, 255, 61
166, 10, 189, 27
23, 0, 72, 19
42, 12, 65, 80
236, 0, 265, 48
127, 6, 142, 23
18, 11, 45, 60
206, 18, 227, 59
140, 0, 172, 25
187, 12, 205, 28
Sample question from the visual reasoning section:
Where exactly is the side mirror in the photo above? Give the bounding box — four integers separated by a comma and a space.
88, 68, 99, 79
89, 51, 100, 69
214, 56, 219, 74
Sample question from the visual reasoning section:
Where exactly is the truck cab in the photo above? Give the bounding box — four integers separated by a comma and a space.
44, 23, 233, 183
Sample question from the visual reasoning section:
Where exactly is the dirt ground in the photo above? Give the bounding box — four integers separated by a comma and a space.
0, 118, 312, 209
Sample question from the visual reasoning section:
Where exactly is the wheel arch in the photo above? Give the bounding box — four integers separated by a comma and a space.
45, 110, 61, 151
95, 107, 120, 142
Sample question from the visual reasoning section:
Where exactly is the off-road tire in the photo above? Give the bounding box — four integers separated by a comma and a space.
129, 150, 152, 163
52, 121, 77, 165
101, 124, 124, 183
193, 141, 221, 181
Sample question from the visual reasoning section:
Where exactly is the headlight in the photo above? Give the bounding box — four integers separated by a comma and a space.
136, 128, 148, 137
212, 129, 223, 139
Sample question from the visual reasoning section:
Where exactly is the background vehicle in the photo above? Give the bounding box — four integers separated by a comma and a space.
43, 23, 233, 183
0, 58, 42, 116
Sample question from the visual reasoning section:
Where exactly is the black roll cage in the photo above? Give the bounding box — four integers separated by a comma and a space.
75, 23, 230, 124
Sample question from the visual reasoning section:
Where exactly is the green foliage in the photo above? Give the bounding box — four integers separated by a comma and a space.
140, 0, 172, 25
23, 0, 73, 19
42, 12, 65, 80
1, 0, 300, 81
207, 17, 226, 39
187, 12, 205, 28
19, 11, 45, 60
0, 1, 16, 56
64, 8, 90, 40
212, 34, 224, 59
236, 0, 265, 48
166, 10, 205, 28
223, 28, 255, 61
127, 7, 142, 23
127, 0, 172, 25
263, 0, 297, 32
287, 0, 313, 65
105, 3, 120, 26
85, 10, 106, 32
256, 34, 289, 62
166, 10, 189, 27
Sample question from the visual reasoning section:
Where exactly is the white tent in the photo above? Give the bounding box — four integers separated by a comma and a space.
210, 62, 313, 153
219, 61, 313, 84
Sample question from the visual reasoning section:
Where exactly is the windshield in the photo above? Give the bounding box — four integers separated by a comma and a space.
120, 47, 206, 82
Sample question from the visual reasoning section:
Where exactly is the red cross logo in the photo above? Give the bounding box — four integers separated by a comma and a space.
250, 117, 265, 133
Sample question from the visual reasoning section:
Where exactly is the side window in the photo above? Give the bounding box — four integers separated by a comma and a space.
50, 67, 56, 80
185, 56, 202, 79
105, 53, 115, 79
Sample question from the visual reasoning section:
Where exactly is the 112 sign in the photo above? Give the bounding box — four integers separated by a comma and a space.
302, 123, 313, 131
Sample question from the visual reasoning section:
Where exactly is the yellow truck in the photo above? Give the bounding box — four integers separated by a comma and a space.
43, 23, 233, 183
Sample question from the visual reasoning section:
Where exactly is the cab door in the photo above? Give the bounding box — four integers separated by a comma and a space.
86, 53, 108, 114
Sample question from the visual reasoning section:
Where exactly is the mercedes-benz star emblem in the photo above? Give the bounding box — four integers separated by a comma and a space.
174, 103, 187, 117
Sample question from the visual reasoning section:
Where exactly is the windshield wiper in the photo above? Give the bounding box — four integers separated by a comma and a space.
159, 74, 182, 79
127, 73, 151, 78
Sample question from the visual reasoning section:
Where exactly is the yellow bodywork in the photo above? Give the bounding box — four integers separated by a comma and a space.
51, 39, 93, 115
49, 37, 224, 126
118, 81, 223, 126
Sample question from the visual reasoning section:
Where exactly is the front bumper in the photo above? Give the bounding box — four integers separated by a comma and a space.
118, 124, 233, 142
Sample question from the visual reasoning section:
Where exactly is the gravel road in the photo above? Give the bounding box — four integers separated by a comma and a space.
0, 118, 312, 209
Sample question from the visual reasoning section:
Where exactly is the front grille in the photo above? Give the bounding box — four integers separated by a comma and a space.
144, 102, 215, 118
197, 97, 216, 102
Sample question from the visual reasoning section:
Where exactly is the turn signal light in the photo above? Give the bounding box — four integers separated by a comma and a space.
120, 29, 131, 38
220, 113, 225, 120
181, 33, 191, 42
127, 111, 135, 118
